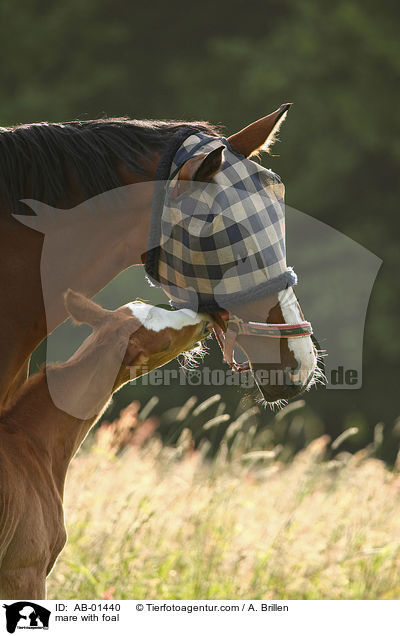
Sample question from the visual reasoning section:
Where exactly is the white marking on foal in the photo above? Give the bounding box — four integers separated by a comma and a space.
126, 302, 207, 332
278, 288, 317, 384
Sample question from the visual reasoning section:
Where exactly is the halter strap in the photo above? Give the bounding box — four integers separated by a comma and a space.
213, 311, 313, 373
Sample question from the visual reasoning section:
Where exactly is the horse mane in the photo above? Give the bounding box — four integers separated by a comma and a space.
0, 117, 221, 213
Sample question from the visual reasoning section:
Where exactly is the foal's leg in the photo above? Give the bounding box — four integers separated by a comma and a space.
0, 566, 46, 600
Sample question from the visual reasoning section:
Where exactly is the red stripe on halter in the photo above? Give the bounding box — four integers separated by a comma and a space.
212, 311, 313, 373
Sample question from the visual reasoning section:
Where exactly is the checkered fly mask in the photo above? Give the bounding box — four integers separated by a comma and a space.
145, 131, 298, 314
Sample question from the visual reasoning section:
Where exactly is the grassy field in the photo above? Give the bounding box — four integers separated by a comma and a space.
47, 401, 400, 600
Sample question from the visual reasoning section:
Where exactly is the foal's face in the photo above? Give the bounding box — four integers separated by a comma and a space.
117, 301, 213, 383
64, 290, 213, 388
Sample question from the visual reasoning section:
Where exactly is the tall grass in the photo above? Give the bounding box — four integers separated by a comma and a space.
47, 399, 400, 600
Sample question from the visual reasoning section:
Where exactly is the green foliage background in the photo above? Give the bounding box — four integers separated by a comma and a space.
1, 0, 398, 457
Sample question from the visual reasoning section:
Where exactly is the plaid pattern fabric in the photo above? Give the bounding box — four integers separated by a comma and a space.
145, 131, 297, 313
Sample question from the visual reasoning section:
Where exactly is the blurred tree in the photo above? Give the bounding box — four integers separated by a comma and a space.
0, 0, 286, 124
162, 0, 400, 445
1, 0, 399, 455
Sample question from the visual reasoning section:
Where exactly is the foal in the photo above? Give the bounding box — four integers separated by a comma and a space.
0, 290, 212, 599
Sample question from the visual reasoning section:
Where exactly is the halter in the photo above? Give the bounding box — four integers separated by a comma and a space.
212, 311, 313, 373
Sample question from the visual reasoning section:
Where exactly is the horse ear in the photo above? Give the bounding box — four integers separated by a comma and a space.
192, 146, 224, 182
178, 146, 224, 183
227, 103, 292, 157
64, 289, 108, 327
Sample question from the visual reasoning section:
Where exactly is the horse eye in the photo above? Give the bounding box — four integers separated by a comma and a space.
160, 337, 172, 352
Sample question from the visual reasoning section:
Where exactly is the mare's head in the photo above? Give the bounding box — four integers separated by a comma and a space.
149, 104, 319, 406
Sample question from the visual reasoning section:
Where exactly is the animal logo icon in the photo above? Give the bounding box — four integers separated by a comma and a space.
187, 369, 202, 385
2, 602, 50, 633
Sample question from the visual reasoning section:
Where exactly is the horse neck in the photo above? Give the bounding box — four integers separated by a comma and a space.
13, 174, 155, 330
0, 165, 156, 410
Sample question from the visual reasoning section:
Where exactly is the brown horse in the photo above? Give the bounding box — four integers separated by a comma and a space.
0, 106, 317, 409
0, 290, 212, 599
